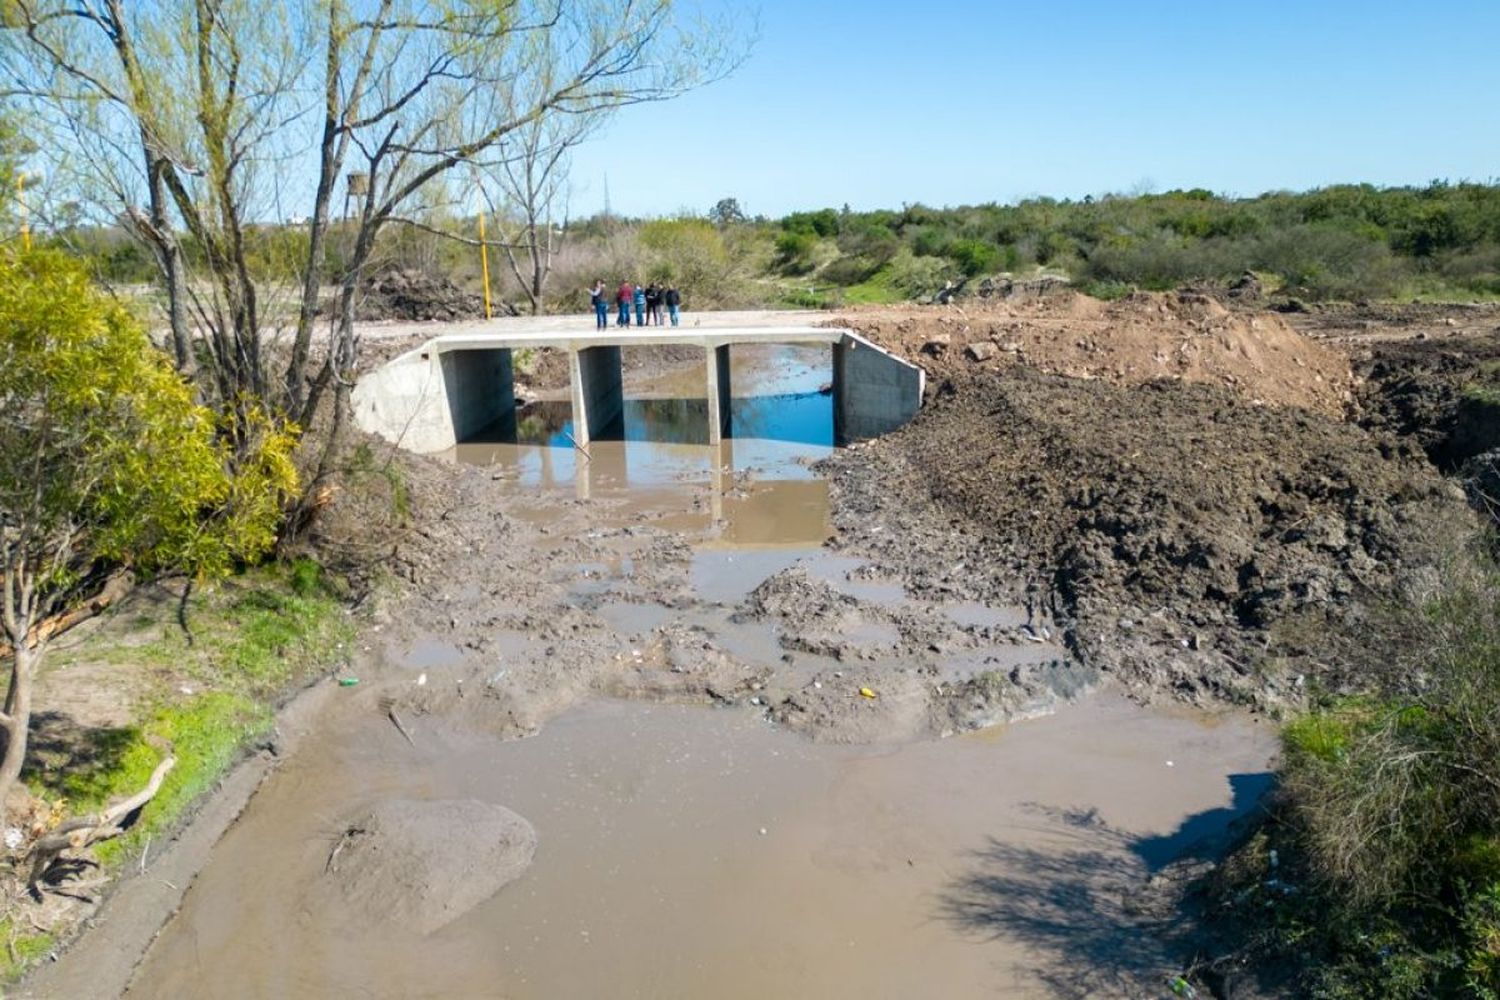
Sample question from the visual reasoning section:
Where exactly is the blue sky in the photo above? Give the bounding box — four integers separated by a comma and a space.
567, 0, 1500, 219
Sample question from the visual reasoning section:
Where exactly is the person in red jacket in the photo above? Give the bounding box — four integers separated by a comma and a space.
616, 281, 633, 327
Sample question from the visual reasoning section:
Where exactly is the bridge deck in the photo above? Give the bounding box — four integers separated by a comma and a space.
410, 325, 843, 354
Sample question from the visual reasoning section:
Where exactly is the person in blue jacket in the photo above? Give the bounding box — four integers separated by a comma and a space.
633, 282, 646, 327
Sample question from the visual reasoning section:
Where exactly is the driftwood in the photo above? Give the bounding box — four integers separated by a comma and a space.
27, 756, 176, 890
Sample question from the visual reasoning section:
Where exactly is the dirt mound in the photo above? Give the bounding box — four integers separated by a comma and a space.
324, 798, 536, 934
356, 268, 489, 322
823, 369, 1471, 709
829, 289, 1355, 417
1353, 333, 1500, 469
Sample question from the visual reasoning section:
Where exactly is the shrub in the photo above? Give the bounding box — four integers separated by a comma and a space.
774, 231, 818, 275
1267, 559, 1500, 997
947, 238, 1000, 277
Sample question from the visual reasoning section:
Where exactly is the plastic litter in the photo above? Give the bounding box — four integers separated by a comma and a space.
859, 687, 877, 699
338, 677, 359, 687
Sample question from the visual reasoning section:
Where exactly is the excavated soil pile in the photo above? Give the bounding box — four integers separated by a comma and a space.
831, 289, 1355, 417
825, 369, 1471, 709
324, 798, 536, 934
356, 268, 488, 323
1353, 333, 1500, 469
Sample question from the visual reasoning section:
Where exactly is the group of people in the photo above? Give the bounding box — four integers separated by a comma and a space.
589, 280, 682, 330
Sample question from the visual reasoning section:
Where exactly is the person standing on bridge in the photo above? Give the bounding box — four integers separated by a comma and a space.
665, 285, 681, 326
633, 282, 646, 327
644, 283, 661, 326
590, 280, 607, 330
616, 280, 632, 327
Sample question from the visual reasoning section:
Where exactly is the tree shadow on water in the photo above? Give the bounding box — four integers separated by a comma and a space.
939, 774, 1274, 998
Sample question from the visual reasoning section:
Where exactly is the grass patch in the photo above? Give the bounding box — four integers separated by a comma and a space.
28, 560, 352, 862
0, 920, 55, 980
54, 692, 272, 867
841, 272, 905, 305
1216, 554, 1500, 998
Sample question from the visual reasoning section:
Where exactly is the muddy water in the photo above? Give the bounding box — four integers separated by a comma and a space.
448, 345, 835, 546
119, 344, 1279, 998
127, 695, 1271, 999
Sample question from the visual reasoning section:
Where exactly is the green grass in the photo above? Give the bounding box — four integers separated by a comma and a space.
0, 920, 55, 980
6, 559, 354, 983
841, 272, 904, 305
55, 692, 272, 866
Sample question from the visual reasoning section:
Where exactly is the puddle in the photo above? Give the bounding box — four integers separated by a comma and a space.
126, 695, 1275, 999
690, 549, 816, 604
394, 638, 466, 671
945, 602, 1029, 631
594, 601, 676, 636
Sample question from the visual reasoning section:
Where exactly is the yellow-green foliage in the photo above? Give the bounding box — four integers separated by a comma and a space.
0, 249, 297, 596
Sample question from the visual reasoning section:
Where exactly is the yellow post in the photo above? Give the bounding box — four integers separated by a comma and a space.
17, 172, 29, 251
477, 207, 493, 320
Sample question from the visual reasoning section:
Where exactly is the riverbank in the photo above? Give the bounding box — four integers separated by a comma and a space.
18, 293, 1492, 998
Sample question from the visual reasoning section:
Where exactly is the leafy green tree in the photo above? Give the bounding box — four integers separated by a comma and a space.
0, 250, 296, 812
709, 197, 747, 228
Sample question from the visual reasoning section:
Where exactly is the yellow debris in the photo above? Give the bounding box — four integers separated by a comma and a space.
859, 687, 877, 699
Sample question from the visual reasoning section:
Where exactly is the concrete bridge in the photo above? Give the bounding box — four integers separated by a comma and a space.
352, 325, 925, 453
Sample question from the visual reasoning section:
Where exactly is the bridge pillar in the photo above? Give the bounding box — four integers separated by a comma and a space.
831, 334, 925, 445
569, 345, 624, 448
440, 347, 515, 443
704, 344, 733, 445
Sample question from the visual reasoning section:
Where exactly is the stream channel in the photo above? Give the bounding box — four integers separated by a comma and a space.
123, 345, 1275, 999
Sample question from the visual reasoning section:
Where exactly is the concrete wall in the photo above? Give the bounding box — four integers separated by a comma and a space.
351, 346, 515, 454
569, 345, 624, 447
704, 345, 733, 445
351, 348, 452, 454
831, 334, 926, 444
441, 348, 514, 443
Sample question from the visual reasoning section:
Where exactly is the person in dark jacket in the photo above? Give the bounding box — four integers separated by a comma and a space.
633, 282, 646, 327
644, 283, 661, 326
589, 280, 607, 329
616, 281, 632, 326
664, 285, 681, 326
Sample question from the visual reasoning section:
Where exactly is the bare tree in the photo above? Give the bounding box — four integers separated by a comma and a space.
483, 110, 598, 314
2, 1, 744, 478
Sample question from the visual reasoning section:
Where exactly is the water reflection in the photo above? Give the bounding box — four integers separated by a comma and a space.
448, 346, 836, 547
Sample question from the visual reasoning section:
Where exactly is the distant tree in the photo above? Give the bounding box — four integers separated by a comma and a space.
709, 197, 746, 228
0, 250, 296, 813
486, 111, 603, 315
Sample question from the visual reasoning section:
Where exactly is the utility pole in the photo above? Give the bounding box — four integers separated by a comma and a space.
17, 172, 29, 250
478, 207, 493, 320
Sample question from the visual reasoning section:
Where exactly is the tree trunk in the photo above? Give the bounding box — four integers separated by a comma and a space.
0, 641, 36, 814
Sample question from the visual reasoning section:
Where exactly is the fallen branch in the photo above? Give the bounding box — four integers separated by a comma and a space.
27, 755, 176, 890
0, 571, 134, 659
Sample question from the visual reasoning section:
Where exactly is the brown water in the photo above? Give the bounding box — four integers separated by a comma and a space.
126, 696, 1272, 999
121, 345, 1276, 998
445, 345, 835, 547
